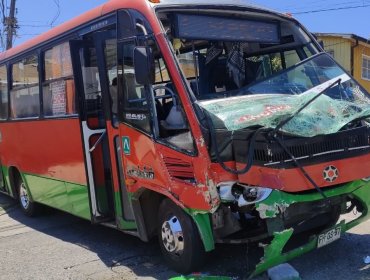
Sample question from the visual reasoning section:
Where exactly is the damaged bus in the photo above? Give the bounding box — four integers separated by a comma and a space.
0, 0, 370, 277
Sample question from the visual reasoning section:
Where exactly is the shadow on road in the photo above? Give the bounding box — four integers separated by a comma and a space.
1, 193, 369, 280
1, 194, 258, 279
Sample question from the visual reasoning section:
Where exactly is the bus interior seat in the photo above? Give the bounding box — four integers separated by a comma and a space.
154, 82, 187, 133
245, 59, 264, 85
198, 54, 236, 98
155, 82, 175, 121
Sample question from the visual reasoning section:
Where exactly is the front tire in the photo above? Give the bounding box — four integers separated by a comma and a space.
17, 177, 39, 217
158, 199, 206, 274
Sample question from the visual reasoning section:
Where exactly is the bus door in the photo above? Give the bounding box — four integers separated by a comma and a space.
70, 33, 117, 223
92, 31, 136, 227
70, 29, 135, 226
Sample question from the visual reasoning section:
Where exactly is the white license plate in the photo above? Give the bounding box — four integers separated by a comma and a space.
317, 227, 341, 248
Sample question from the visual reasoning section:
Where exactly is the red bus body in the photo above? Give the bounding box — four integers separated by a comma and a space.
0, 0, 369, 277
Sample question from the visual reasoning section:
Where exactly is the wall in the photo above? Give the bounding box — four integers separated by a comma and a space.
317, 36, 352, 73
354, 42, 370, 93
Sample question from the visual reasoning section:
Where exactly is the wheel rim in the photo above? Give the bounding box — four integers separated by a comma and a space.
19, 182, 30, 210
161, 215, 184, 256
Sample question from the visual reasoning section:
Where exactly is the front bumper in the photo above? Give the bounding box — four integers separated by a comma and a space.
249, 180, 370, 278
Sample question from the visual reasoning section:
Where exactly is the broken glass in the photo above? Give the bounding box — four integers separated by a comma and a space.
198, 54, 370, 137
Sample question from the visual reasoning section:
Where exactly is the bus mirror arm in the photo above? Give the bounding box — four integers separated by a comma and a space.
89, 131, 107, 153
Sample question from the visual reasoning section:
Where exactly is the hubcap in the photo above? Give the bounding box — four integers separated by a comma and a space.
161, 216, 184, 256
19, 183, 30, 209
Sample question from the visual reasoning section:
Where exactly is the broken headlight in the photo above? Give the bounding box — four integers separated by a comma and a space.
218, 182, 272, 207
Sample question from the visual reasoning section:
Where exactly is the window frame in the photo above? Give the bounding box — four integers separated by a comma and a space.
118, 39, 153, 136
42, 41, 78, 119
0, 64, 9, 120
362, 54, 370, 82
10, 53, 41, 120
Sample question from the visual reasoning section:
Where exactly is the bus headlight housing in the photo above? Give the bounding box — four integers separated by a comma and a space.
218, 182, 272, 207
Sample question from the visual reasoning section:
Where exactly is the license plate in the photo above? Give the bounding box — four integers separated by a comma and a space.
317, 227, 341, 248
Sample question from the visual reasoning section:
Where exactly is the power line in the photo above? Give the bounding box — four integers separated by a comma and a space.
49, 0, 60, 27
293, 3, 370, 14
290, 0, 370, 12
19, 24, 53, 28
16, 33, 41, 36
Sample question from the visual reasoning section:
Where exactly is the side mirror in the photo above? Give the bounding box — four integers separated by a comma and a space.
134, 46, 155, 85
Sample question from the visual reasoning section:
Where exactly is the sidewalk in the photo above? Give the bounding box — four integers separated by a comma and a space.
0, 193, 16, 215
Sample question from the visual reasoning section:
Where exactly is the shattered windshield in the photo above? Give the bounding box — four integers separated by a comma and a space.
198, 54, 370, 137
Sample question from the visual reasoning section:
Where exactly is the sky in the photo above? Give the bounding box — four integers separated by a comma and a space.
7, 0, 370, 48
250, 0, 370, 39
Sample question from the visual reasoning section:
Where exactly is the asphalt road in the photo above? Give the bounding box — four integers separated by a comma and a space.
0, 193, 369, 280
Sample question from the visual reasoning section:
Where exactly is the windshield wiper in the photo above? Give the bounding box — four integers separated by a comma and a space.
269, 78, 342, 199
270, 78, 342, 137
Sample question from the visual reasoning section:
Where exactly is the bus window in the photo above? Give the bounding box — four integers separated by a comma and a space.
284, 49, 301, 68
43, 42, 76, 117
10, 55, 40, 119
150, 41, 195, 152
104, 39, 118, 126
79, 45, 104, 128
121, 41, 151, 133
0, 65, 8, 120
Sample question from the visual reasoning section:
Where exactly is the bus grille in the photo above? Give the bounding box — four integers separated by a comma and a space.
234, 126, 370, 167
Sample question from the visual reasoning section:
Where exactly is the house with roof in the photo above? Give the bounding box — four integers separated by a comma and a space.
315, 33, 370, 92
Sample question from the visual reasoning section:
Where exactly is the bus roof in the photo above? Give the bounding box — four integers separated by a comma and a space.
0, 0, 154, 62
153, 0, 268, 10
152, 0, 284, 17
0, 0, 286, 62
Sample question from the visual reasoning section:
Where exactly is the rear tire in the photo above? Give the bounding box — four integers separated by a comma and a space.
17, 177, 39, 217
158, 199, 206, 274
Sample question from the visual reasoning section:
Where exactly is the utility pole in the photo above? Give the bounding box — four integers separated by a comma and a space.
5, 0, 17, 50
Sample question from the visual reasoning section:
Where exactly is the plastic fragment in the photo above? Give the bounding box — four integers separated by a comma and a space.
268, 263, 301, 280
169, 275, 232, 280
364, 256, 370, 264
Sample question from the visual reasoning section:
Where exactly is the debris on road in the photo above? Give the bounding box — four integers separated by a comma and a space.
267, 263, 301, 280
170, 274, 232, 280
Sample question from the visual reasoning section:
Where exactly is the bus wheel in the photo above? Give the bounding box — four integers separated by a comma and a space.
158, 199, 206, 274
17, 178, 38, 217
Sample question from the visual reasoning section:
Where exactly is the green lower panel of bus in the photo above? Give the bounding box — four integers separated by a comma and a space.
0, 167, 91, 220
24, 173, 91, 219
1, 166, 138, 229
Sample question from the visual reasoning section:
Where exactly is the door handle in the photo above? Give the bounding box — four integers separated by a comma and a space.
89, 131, 107, 153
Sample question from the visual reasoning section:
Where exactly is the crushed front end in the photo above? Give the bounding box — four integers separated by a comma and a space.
155, 5, 370, 278
211, 180, 370, 278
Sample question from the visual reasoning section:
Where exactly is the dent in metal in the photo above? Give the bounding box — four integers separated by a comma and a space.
205, 176, 221, 213
195, 136, 206, 147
